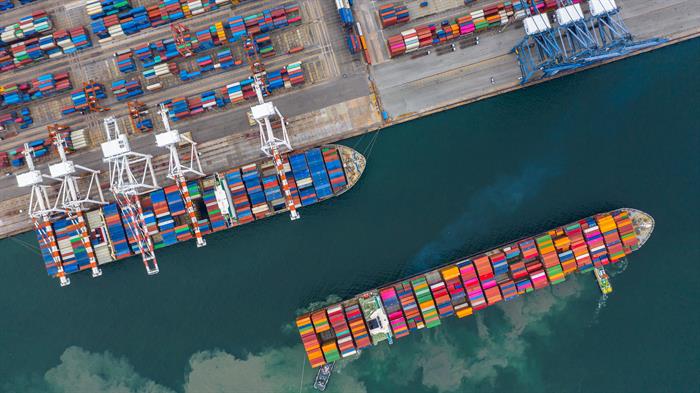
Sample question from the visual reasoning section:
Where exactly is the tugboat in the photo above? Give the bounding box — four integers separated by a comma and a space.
313, 362, 335, 391
594, 267, 613, 294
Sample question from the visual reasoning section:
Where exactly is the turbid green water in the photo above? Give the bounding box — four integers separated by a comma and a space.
2, 39, 699, 393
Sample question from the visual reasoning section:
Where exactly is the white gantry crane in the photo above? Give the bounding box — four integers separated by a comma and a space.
100, 116, 160, 275
156, 104, 207, 247
16, 144, 72, 286
48, 131, 107, 279
250, 73, 300, 220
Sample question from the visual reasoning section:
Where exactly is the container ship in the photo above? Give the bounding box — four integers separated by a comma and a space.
296, 208, 654, 368
32, 144, 365, 281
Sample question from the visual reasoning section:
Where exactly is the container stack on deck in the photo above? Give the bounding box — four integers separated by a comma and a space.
29, 145, 355, 286
298, 209, 648, 367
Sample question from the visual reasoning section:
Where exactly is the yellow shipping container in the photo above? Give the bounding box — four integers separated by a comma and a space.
455, 305, 473, 318
440, 266, 460, 281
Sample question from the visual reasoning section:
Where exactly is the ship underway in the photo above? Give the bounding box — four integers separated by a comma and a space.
32, 145, 365, 283
296, 209, 654, 368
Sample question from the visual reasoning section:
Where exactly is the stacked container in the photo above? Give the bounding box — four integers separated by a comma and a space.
327, 305, 357, 358
86, 0, 132, 20
596, 213, 626, 263
296, 315, 325, 368
115, 49, 136, 73
52, 218, 89, 273
311, 311, 340, 363
102, 203, 132, 259
387, 34, 405, 57
425, 271, 454, 318
1, 72, 71, 108
305, 148, 332, 199
225, 169, 254, 224
536, 234, 565, 284
395, 281, 425, 330
378, 3, 409, 28
289, 152, 315, 206
260, 168, 285, 211
336, 0, 354, 26
241, 163, 269, 219
227, 15, 246, 42
612, 210, 639, 253
379, 287, 410, 339
582, 218, 609, 267
285, 61, 304, 86
439, 265, 472, 317
0, 26, 90, 73
216, 48, 236, 69
110, 79, 143, 101
225, 82, 243, 104
565, 222, 593, 272
0, 0, 14, 12
282, 155, 302, 208
473, 255, 501, 304
410, 276, 441, 328
254, 34, 274, 57
457, 259, 486, 310
1, 11, 52, 44
344, 301, 372, 350
62, 83, 107, 115
200, 179, 227, 232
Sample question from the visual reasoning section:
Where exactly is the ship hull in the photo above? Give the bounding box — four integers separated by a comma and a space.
34, 144, 366, 281
297, 208, 654, 368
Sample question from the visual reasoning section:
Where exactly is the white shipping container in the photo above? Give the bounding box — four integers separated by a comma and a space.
297, 178, 313, 188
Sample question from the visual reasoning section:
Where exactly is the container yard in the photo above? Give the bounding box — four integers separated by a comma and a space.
297, 208, 656, 368
0, 0, 698, 274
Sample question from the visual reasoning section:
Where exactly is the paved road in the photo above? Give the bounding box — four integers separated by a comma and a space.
0, 73, 370, 200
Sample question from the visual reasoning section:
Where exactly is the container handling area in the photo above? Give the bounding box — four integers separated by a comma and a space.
0, 0, 697, 279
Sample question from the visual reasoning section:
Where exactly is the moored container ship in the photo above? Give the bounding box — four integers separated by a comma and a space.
296, 209, 655, 368
34, 145, 365, 281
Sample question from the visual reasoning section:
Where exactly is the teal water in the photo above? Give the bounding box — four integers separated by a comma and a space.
2, 39, 698, 393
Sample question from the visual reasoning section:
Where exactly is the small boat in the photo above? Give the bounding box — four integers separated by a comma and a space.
313, 362, 335, 391
594, 267, 613, 294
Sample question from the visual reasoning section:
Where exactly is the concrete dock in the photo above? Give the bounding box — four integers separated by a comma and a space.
0, 0, 699, 239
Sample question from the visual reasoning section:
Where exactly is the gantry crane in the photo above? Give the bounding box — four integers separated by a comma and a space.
127, 101, 151, 134
83, 80, 110, 113
172, 23, 197, 57
555, 0, 598, 60
242, 35, 300, 220
586, 0, 632, 48
512, 0, 564, 83
156, 104, 207, 247
101, 117, 160, 275
47, 131, 107, 279
16, 145, 71, 286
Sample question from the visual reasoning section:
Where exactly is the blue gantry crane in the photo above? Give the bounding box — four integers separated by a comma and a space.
555, 0, 598, 60
513, 0, 667, 84
511, 0, 565, 84
587, 0, 632, 49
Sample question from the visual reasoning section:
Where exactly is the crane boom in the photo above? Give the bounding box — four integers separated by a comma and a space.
18, 144, 71, 286
157, 105, 207, 247
101, 117, 160, 275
